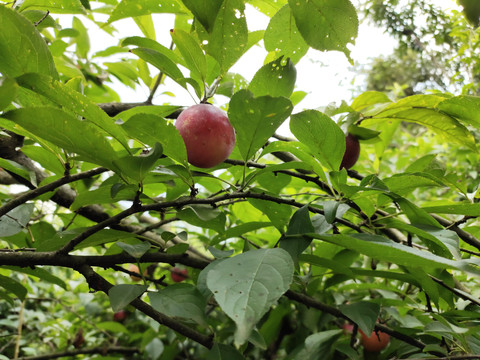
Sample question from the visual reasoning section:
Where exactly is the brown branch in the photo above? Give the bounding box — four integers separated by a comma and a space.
16, 346, 140, 360
431, 213, 480, 251
74, 263, 214, 349
97, 102, 183, 118
0, 167, 108, 218
0, 250, 210, 269
283, 290, 444, 356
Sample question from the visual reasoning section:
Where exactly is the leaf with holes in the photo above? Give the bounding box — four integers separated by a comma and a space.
206, 248, 294, 346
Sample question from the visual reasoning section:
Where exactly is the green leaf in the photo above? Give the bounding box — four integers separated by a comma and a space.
133, 15, 156, 40
2, 107, 120, 170
293, 330, 342, 360
280, 205, 314, 263
120, 109, 189, 164
109, 284, 148, 312
206, 248, 294, 346
108, 0, 187, 23
339, 302, 380, 335
350, 91, 392, 112
113, 142, 163, 183
97, 321, 129, 334
211, 222, 273, 246
116, 241, 151, 259
288, 0, 358, 61
264, 4, 308, 64
170, 28, 207, 83
16, 73, 130, 152
370, 96, 477, 151
19, 0, 86, 14
206, 343, 245, 360
122, 36, 184, 66
131, 48, 189, 90
181, 0, 223, 32
0, 158, 37, 186
148, 284, 208, 327
0, 274, 28, 300
72, 16, 90, 58
299, 254, 354, 277
199, 0, 248, 73
248, 198, 292, 233
0, 77, 18, 111
437, 95, 480, 127
0, 204, 34, 237
248, 56, 297, 98
422, 203, 480, 216
177, 205, 226, 233
311, 233, 480, 275
70, 185, 139, 212
0, 5, 58, 78
228, 90, 293, 161
290, 110, 346, 170
4, 266, 67, 290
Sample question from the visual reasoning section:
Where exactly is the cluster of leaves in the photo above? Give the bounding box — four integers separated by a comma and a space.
1, 0, 480, 359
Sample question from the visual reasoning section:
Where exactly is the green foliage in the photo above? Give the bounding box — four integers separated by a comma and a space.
1, 1, 480, 359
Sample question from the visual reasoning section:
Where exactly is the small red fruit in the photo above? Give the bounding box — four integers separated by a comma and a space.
175, 104, 236, 168
113, 310, 128, 322
340, 133, 360, 170
129, 264, 142, 282
342, 323, 354, 334
171, 267, 188, 283
360, 329, 390, 352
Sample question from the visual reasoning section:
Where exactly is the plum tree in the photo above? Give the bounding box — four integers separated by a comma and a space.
340, 133, 360, 170
175, 104, 235, 168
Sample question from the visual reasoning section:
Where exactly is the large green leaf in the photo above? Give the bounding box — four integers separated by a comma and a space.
121, 36, 184, 66
279, 205, 314, 263
206, 344, 245, 360
437, 95, 480, 128
0, 77, 18, 111
0, 204, 34, 237
122, 114, 188, 167
109, 284, 148, 312
248, 56, 297, 98
228, 90, 293, 161
171, 28, 207, 83
16, 73, 130, 152
181, 0, 223, 32
199, 0, 248, 73
288, 0, 358, 61
0, 274, 28, 301
2, 107, 120, 170
422, 203, 480, 216
113, 142, 163, 183
311, 233, 480, 275
19, 0, 86, 13
368, 95, 477, 150
264, 5, 309, 64
206, 248, 294, 346
3, 266, 67, 290
108, 0, 188, 23
0, 5, 58, 78
177, 205, 226, 233
339, 301, 380, 335
290, 110, 346, 170
293, 330, 342, 360
148, 284, 208, 327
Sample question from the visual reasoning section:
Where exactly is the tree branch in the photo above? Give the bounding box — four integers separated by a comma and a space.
16, 346, 140, 360
0, 167, 108, 218
74, 263, 214, 349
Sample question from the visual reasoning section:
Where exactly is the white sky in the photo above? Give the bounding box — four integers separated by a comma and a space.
77, 0, 461, 114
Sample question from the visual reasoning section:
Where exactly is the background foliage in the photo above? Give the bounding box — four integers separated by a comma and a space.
1, 0, 480, 359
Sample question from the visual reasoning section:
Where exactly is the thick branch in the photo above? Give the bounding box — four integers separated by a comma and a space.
0, 250, 210, 269
0, 167, 108, 218
75, 263, 214, 349
16, 346, 140, 360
